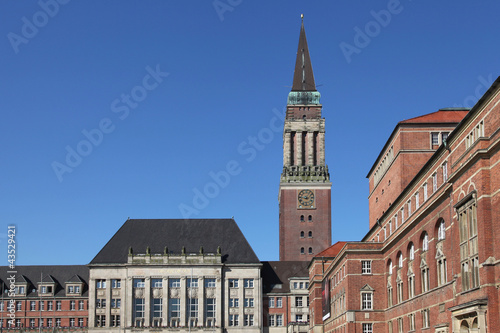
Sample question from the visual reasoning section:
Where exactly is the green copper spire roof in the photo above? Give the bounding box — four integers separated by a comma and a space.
288, 15, 320, 105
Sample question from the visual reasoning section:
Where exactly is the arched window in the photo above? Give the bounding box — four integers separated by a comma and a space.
422, 232, 429, 252
438, 220, 446, 240
308, 247, 313, 254
398, 252, 403, 268
300, 231, 304, 238
408, 243, 415, 261
388, 260, 393, 275
308, 215, 312, 222
300, 215, 304, 222
300, 247, 304, 254
308, 231, 312, 238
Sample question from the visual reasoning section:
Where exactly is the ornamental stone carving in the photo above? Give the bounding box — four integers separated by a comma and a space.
206, 289, 215, 298
135, 289, 144, 298
153, 289, 162, 298
170, 288, 180, 298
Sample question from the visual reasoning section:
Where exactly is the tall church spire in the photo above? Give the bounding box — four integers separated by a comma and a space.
288, 15, 321, 105
291, 15, 316, 92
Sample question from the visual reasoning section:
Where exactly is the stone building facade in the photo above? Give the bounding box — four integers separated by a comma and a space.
88, 218, 262, 333
308, 78, 500, 333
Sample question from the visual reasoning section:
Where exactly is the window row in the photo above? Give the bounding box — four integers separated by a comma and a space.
300, 247, 313, 255
268, 314, 284, 326
388, 309, 430, 333
465, 120, 484, 149
300, 215, 313, 222
375, 163, 448, 243
268, 296, 283, 308
1, 318, 86, 328
300, 231, 313, 238
127, 278, 253, 289
0, 300, 85, 312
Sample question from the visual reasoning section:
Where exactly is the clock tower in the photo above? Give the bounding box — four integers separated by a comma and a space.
279, 17, 332, 261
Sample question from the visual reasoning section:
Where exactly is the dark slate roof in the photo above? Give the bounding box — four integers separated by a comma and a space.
261, 261, 309, 294
0, 265, 89, 298
90, 219, 260, 265
66, 275, 84, 283
291, 18, 317, 92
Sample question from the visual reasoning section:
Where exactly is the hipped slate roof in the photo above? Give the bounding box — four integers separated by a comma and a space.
90, 219, 260, 265
0, 265, 88, 298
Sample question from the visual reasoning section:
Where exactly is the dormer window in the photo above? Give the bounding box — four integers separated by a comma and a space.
15, 286, 26, 295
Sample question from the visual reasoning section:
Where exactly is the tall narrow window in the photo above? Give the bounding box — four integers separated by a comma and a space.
443, 162, 448, 182
422, 232, 429, 252
438, 220, 446, 240
423, 183, 428, 201
433, 173, 437, 192
409, 243, 415, 261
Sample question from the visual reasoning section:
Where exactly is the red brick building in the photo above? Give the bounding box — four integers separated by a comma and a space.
0, 266, 89, 331
309, 78, 500, 333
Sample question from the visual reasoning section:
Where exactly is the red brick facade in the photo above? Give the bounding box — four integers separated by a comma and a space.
309, 78, 500, 333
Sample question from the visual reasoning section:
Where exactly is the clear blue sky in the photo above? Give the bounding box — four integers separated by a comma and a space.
1, 1, 499, 265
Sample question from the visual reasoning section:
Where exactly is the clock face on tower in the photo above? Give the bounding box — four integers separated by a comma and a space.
298, 189, 315, 208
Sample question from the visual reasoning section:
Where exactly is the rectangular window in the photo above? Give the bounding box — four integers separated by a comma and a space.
422, 309, 430, 328
268, 315, 275, 326
276, 297, 283, 308
112, 279, 121, 288
443, 162, 448, 182
362, 260, 371, 274
361, 293, 372, 310
296, 314, 303, 322
229, 314, 239, 326
268, 297, 275, 308
441, 132, 449, 143
408, 275, 415, 298
431, 132, 439, 145
205, 298, 216, 318
96, 299, 103, 308
205, 278, 216, 288
421, 267, 430, 292
295, 296, 303, 307
95, 316, 104, 327
229, 279, 239, 288
187, 298, 198, 319
398, 318, 403, 333
244, 278, 254, 288
111, 299, 121, 308
423, 183, 428, 201
96, 279, 106, 289
433, 173, 437, 192
56, 301, 61, 311
152, 278, 163, 288
438, 258, 447, 286
79, 300, 85, 310
30, 319, 36, 327
409, 313, 415, 331
30, 301, 36, 311
47, 318, 53, 327
111, 315, 119, 327
133, 298, 145, 319
133, 279, 145, 288
244, 298, 254, 307
276, 314, 283, 326
169, 278, 180, 288
48, 301, 53, 311
70, 318, 75, 327
229, 298, 239, 307
244, 314, 254, 326
415, 192, 419, 210
168, 299, 180, 319
459, 198, 479, 291
187, 278, 198, 288
407, 200, 411, 216
362, 323, 373, 333
70, 300, 75, 310
152, 298, 162, 318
